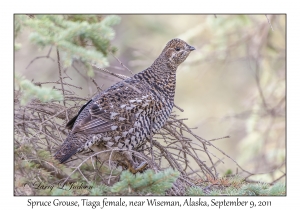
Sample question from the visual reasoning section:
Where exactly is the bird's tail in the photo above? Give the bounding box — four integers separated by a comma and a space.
54, 133, 83, 163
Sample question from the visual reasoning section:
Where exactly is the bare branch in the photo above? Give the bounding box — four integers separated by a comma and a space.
26, 46, 55, 69
265, 15, 274, 31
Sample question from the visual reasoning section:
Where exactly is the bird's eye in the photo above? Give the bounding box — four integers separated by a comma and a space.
175, 47, 180, 51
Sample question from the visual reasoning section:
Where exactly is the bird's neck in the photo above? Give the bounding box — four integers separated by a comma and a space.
137, 57, 177, 100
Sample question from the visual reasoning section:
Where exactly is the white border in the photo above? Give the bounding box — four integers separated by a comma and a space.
4, 0, 297, 209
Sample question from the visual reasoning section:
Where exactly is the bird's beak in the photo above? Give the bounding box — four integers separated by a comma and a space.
188, 45, 196, 51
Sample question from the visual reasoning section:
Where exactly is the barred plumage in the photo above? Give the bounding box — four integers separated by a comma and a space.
54, 38, 195, 173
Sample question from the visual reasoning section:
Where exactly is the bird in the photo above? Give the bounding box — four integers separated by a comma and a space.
54, 38, 195, 173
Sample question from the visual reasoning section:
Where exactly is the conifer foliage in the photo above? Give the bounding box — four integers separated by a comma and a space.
15, 14, 120, 104
111, 169, 180, 195
15, 74, 63, 105
186, 175, 285, 196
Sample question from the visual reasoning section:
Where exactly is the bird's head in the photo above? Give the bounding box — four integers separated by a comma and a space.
162, 38, 195, 68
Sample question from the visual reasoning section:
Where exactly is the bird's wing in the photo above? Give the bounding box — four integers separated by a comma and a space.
66, 99, 92, 130
72, 106, 114, 133
70, 81, 156, 134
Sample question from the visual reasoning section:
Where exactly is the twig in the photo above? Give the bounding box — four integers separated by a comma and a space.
26, 46, 55, 69
110, 52, 134, 75
90, 77, 103, 93
209, 136, 230, 142
56, 48, 69, 122
248, 57, 268, 110
271, 173, 286, 185
174, 104, 184, 112
34, 81, 82, 90
91, 64, 141, 94
265, 15, 274, 31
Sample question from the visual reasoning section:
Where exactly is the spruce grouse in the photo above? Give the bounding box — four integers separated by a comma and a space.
54, 38, 195, 173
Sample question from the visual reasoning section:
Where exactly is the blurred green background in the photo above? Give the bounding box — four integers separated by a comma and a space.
15, 14, 286, 182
